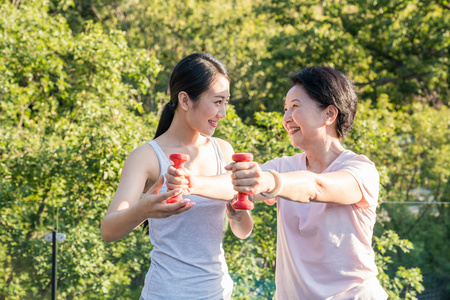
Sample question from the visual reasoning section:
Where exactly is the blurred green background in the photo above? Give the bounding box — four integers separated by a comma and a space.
1, 0, 449, 299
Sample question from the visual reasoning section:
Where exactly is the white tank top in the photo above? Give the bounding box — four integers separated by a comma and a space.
140, 137, 233, 300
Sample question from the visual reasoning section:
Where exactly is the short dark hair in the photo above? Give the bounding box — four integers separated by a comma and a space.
154, 53, 230, 138
289, 67, 358, 138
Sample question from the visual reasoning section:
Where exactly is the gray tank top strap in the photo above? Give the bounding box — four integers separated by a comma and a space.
147, 140, 170, 176
207, 137, 226, 175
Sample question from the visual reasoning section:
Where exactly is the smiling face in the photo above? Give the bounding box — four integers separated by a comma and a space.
283, 84, 328, 149
187, 75, 230, 136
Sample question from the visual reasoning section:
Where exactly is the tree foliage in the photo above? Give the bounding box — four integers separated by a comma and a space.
1, 0, 449, 299
55, 0, 449, 118
374, 230, 424, 300
1, 0, 160, 298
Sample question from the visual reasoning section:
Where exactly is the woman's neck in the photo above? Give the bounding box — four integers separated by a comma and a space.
156, 116, 203, 148
304, 139, 345, 173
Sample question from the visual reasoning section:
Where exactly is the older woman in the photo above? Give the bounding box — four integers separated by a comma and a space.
227, 67, 388, 299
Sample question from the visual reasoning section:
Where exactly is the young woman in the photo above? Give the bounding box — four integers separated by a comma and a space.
101, 53, 253, 300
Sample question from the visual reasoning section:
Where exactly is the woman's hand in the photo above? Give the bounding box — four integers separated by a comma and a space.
226, 198, 248, 221
101, 174, 194, 243
226, 197, 253, 239
140, 175, 195, 219
165, 165, 196, 196
225, 161, 275, 196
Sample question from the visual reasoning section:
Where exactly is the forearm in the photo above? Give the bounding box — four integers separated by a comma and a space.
276, 171, 317, 202
193, 173, 235, 201
243, 169, 314, 203
101, 203, 145, 243
229, 211, 253, 239
258, 170, 362, 205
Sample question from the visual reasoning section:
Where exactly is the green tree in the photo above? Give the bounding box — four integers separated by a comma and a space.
249, 0, 449, 117
374, 230, 424, 299
1, 0, 160, 298
2, 0, 448, 298
58, 0, 449, 121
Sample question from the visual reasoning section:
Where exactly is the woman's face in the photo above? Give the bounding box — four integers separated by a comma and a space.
283, 84, 327, 149
187, 75, 230, 136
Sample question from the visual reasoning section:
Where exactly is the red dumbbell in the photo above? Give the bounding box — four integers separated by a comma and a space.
231, 153, 255, 210
167, 153, 190, 204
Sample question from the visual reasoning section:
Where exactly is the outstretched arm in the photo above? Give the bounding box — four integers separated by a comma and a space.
165, 166, 253, 239
165, 138, 254, 238
165, 166, 235, 201
228, 161, 363, 205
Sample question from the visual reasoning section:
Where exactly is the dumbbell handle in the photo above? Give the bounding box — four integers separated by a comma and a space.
231, 153, 255, 210
167, 153, 190, 204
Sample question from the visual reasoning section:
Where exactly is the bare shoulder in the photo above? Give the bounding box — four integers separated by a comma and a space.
123, 142, 160, 187
104, 142, 161, 216
213, 137, 234, 164
126, 142, 156, 163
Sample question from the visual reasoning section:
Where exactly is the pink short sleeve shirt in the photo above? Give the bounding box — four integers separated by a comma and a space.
262, 150, 388, 299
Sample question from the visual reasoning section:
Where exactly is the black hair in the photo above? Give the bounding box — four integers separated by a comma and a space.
154, 53, 230, 138
289, 66, 358, 138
